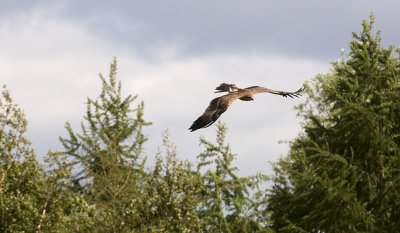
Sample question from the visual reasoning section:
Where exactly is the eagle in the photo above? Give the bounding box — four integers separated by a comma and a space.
189, 83, 304, 132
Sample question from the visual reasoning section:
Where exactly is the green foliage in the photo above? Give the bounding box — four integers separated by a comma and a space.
0, 86, 94, 232
60, 58, 151, 188
0, 85, 32, 162
0, 158, 45, 232
57, 58, 152, 231
268, 15, 400, 232
131, 131, 205, 232
198, 123, 271, 233
0, 86, 46, 232
41, 151, 97, 233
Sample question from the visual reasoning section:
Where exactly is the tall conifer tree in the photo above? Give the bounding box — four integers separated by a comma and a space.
59, 58, 151, 230
268, 15, 400, 232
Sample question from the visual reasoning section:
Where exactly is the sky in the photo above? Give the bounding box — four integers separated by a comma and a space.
1, 0, 400, 177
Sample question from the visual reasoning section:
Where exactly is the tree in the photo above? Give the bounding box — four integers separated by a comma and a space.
268, 15, 400, 232
0, 85, 32, 163
58, 58, 151, 231
0, 85, 46, 232
198, 123, 271, 233
0, 86, 94, 232
130, 131, 206, 232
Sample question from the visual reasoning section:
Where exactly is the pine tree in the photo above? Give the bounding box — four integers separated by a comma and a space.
268, 15, 400, 232
58, 58, 151, 231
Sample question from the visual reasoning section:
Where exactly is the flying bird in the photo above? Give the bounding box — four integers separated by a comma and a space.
189, 83, 304, 132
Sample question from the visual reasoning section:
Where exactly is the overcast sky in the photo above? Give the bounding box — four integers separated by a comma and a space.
1, 1, 400, 176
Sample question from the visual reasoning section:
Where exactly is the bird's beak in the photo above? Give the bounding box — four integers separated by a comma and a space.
214, 90, 225, 93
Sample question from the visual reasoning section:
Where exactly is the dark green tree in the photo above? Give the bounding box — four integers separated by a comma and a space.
198, 123, 271, 233
268, 15, 400, 232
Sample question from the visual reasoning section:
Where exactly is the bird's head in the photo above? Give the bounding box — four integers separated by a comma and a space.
215, 83, 239, 93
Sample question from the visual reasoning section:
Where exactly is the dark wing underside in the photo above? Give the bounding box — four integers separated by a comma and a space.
189, 97, 227, 132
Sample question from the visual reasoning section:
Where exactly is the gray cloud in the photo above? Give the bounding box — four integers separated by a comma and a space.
50, 0, 400, 61
3, 1, 399, 61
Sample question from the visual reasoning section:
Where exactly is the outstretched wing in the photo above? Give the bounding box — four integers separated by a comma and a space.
246, 86, 305, 98
189, 97, 227, 132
